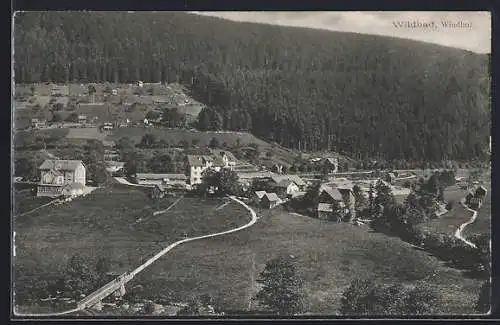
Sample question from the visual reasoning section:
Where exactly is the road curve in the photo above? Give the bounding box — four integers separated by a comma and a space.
14, 196, 257, 318
454, 199, 478, 248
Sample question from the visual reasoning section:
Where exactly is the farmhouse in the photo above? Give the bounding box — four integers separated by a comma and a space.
209, 149, 237, 167
37, 160, 86, 197
31, 118, 46, 129
317, 186, 348, 221
323, 157, 339, 174
274, 179, 300, 198
270, 175, 306, 191
135, 173, 187, 187
253, 190, 267, 204
103, 122, 114, 131
475, 186, 487, 199
261, 192, 280, 209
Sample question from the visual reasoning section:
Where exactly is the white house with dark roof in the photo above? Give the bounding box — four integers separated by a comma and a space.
185, 154, 229, 185
261, 192, 281, 209
37, 160, 86, 197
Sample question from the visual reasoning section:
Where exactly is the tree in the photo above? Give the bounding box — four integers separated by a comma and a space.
209, 137, 220, 149
216, 169, 241, 196
87, 162, 108, 185
140, 133, 157, 148
254, 256, 305, 315
145, 110, 161, 120
475, 280, 491, 314
147, 152, 174, 173
50, 112, 62, 123
62, 253, 98, 298
352, 185, 368, 216
88, 84, 96, 103
66, 112, 79, 123
340, 279, 438, 316
15, 157, 37, 180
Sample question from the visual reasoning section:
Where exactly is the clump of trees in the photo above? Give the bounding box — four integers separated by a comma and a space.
200, 168, 241, 196
340, 279, 438, 315
254, 256, 306, 315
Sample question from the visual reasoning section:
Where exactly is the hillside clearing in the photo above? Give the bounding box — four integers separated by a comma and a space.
129, 207, 482, 315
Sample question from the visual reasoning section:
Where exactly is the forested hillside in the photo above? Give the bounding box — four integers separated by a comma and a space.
14, 12, 491, 163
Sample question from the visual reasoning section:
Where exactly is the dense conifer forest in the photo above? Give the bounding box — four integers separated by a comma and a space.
14, 12, 491, 163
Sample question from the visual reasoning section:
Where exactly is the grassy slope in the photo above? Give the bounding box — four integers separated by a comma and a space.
14, 185, 250, 300
130, 207, 482, 315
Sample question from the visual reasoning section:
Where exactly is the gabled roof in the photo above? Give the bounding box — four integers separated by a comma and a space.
317, 203, 334, 212
264, 192, 280, 202
187, 155, 208, 167
39, 160, 84, 171
270, 175, 306, 187
319, 186, 343, 201
255, 191, 267, 199
325, 157, 338, 165
276, 179, 296, 188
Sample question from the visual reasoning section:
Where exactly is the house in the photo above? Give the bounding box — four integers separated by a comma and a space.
274, 179, 300, 198
135, 173, 187, 187
317, 203, 342, 222
261, 192, 280, 209
185, 155, 226, 185
210, 149, 237, 168
475, 186, 487, 199
111, 89, 118, 95
37, 160, 86, 197
103, 122, 114, 131
137, 81, 144, 88
323, 158, 339, 174
104, 150, 120, 162
31, 118, 47, 129
78, 115, 88, 125
317, 186, 346, 220
270, 175, 307, 191
254, 190, 267, 204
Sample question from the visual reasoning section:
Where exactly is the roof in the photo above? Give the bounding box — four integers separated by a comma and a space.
255, 191, 267, 199
39, 160, 84, 171
317, 203, 334, 212
319, 186, 343, 201
476, 186, 487, 194
264, 192, 280, 202
270, 175, 306, 187
276, 179, 296, 188
325, 157, 338, 165
212, 157, 225, 167
136, 173, 187, 180
187, 155, 206, 167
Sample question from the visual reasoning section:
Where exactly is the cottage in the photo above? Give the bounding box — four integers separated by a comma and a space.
475, 186, 487, 199
209, 149, 237, 167
323, 158, 339, 174
254, 190, 267, 204
269, 175, 306, 193
261, 192, 280, 209
31, 118, 46, 129
317, 186, 348, 220
37, 160, 86, 197
275, 179, 300, 197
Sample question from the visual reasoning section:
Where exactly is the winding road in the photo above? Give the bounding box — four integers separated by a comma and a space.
14, 196, 258, 317
454, 199, 478, 248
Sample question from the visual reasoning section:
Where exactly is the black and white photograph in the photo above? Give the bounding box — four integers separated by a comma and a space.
11, 11, 491, 318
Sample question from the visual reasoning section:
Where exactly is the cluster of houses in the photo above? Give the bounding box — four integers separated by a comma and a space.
465, 185, 488, 210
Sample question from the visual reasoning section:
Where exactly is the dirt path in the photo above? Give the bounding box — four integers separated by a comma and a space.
454, 199, 478, 248
15, 196, 258, 317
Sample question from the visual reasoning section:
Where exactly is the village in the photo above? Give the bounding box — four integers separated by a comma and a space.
13, 81, 491, 317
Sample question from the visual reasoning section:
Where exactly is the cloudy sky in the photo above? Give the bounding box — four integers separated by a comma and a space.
192, 11, 491, 53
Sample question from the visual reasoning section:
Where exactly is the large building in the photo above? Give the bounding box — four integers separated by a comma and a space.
37, 160, 86, 197
185, 153, 234, 185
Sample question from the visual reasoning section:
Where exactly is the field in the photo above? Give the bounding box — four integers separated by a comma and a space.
417, 185, 472, 236
13, 189, 54, 215
13, 185, 251, 306
128, 207, 483, 315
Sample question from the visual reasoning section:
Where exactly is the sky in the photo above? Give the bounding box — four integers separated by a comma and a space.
191, 11, 491, 53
